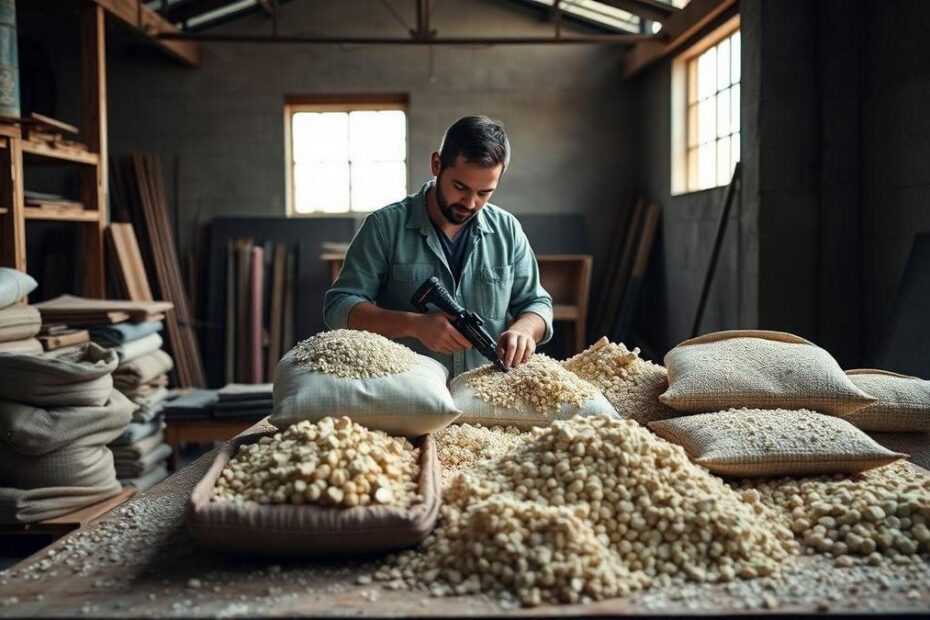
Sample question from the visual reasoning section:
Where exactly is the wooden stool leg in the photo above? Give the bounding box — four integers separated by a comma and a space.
575, 318, 586, 354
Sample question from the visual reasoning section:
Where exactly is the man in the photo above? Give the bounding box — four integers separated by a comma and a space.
323, 115, 553, 377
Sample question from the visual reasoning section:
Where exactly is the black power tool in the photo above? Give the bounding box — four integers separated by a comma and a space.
411, 276, 507, 372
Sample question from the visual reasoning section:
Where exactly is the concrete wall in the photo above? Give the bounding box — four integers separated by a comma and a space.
632, 62, 736, 356
103, 0, 638, 294
861, 0, 930, 362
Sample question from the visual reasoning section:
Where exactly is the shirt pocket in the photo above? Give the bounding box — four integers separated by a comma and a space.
476, 264, 514, 320
387, 263, 436, 309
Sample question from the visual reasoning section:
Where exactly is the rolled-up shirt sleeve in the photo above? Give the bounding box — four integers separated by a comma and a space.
323, 214, 389, 329
508, 220, 554, 344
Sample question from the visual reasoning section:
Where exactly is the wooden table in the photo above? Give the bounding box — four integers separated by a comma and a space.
1, 421, 929, 617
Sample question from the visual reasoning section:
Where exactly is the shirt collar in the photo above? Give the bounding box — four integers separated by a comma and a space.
406, 180, 494, 236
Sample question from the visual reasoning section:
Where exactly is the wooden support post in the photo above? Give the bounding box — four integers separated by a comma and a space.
80, 2, 107, 298
0, 130, 26, 272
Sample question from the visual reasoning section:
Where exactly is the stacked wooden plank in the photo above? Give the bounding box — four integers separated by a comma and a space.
225, 238, 295, 384
593, 197, 663, 346
34, 295, 172, 324
112, 154, 205, 388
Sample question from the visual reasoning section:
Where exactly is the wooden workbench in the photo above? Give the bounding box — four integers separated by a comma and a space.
1, 420, 929, 617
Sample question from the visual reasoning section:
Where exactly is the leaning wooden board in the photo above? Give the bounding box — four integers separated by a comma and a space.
1, 421, 928, 617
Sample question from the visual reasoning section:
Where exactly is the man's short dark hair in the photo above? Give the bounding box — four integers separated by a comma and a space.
438, 115, 511, 172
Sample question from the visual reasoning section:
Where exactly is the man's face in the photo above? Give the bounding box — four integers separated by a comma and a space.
433, 155, 503, 226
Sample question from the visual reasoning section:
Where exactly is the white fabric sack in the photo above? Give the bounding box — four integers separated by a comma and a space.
449, 374, 620, 430
0, 268, 38, 309
271, 347, 461, 437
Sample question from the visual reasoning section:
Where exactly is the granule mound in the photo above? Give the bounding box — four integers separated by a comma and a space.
434, 423, 529, 484
461, 354, 598, 414
293, 329, 418, 378
380, 416, 797, 606
212, 416, 421, 509
735, 461, 930, 559
562, 337, 679, 424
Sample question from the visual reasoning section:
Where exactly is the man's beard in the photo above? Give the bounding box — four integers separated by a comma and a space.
436, 181, 476, 226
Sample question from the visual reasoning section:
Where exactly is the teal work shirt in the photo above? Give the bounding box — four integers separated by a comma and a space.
323, 180, 554, 378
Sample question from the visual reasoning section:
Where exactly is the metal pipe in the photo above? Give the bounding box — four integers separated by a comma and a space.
157, 32, 651, 44
415, 0, 430, 39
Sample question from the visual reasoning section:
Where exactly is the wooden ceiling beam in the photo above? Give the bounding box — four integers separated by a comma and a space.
623, 0, 737, 77
92, 0, 200, 66
597, 0, 678, 24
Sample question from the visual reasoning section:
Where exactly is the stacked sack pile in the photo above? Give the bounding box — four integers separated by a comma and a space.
90, 320, 174, 490
0, 268, 42, 356
0, 343, 134, 523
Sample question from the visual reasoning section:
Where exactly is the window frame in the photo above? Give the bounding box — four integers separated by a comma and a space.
670, 15, 740, 196
284, 94, 410, 217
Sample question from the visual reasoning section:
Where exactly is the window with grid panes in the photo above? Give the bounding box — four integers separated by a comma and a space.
286, 102, 408, 215
686, 29, 740, 192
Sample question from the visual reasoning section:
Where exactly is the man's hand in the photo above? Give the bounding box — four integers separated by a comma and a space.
413, 313, 473, 354
497, 328, 536, 369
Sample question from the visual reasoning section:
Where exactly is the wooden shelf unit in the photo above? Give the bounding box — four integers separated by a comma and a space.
24, 205, 100, 222
0, 1, 108, 297
22, 139, 100, 166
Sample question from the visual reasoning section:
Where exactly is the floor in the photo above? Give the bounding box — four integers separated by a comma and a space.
2, 422, 929, 617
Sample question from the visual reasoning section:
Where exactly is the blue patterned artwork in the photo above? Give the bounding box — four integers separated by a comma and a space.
0, 0, 18, 118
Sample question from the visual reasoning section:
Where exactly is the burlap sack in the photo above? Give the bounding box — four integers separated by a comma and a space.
0, 482, 123, 524
0, 390, 136, 455
844, 370, 930, 432
0, 304, 41, 342
660, 330, 875, 416
0, 343, 117, 407
0, 443, 120, 489
187, 431, 441, 556
0, 268, 38, 309
649, 408, 906, 477
562, 337, 680, 426
271, 347, 460, 437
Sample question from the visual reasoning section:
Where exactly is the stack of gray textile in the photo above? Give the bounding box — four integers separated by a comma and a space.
213, 383, 273, 419
107, 416, 172, 490
0, 268, 42, 356
91, 322, 174, 490
0, 343, 134, 523
91, 321, 174, 422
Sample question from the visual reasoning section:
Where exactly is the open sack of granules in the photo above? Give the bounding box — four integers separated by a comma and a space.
449, 353, 619, 429
187, 416, 441, 556
270, 330, 460, 437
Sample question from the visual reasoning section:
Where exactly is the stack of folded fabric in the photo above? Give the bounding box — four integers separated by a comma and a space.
213, 383, 273, 419
0, 343, 134, 523
91, 321, 173, 422
162, 388, 218, 421
107, 417, 172, 490
0, 268, 42, 356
